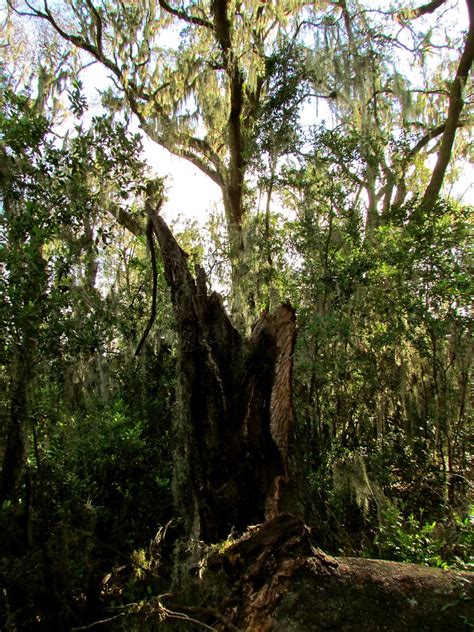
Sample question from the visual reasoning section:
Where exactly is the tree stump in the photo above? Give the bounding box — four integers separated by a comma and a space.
150, 210, 299, 543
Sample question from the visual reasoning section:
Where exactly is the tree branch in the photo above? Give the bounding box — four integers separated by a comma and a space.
170, 605, 242, 632
137, 117, 223, 186
391, 119, 470, 208
158, 606, 217, 631
158, 0, 213, 30
135, 219, 159, 356
18, 0, 123, 82
71, 614, 126, 631
84, 0, 104, 57
178, 147, 224, 186
110, 205, 144, 237
409, 122, 456, 160
396, 0, 447, 22
418, 0, 474, 213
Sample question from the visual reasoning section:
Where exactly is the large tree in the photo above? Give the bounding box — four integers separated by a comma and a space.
9, 0, 301, 267
8, 1, 472, 316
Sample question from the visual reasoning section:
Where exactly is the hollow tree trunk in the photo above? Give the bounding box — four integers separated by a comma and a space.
149, 209, 300, 543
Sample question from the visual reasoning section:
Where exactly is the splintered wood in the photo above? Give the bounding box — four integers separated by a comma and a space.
151, 208, 298, 540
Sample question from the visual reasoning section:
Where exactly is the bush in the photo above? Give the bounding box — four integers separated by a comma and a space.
372, 504, 473, 570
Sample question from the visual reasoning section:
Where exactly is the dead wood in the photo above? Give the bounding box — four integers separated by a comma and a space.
150, 210, 300, 543
200, 514, 474, 631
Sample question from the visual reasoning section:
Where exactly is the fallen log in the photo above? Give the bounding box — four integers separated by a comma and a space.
193, 514, 473, 631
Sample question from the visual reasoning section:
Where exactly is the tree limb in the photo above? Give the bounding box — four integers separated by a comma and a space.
408, 121, 463, 160
391, 119, 471, 208
84, 0, 104, 57
396, 0, 447, 22
418, 0, 474, 214
129, 102, 224, 187
71, 614, 126, 631
135, 219, 159, 356
158, 0, 213, 30
17, 0, 124, 84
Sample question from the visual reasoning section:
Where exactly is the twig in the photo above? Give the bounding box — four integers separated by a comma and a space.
71, 612, 126, 630
160, 606, 217, 630
176, 605, 242, 632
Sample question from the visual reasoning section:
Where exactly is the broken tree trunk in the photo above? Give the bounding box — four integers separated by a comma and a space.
149, 208, 300, 543
121, 514, 473, 631
120, 210, 473, 632
187, 514, 474, 631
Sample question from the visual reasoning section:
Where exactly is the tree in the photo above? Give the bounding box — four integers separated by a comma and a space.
10, 0, 472, 307
145, 196, 300, 543
9, 0, 305, 287
1, 1, 473, 629
0, 78, 148, 505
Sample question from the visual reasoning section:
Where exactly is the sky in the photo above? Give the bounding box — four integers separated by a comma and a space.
140, 135, 222, 226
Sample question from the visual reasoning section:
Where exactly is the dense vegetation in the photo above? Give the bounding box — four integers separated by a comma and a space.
0, 0, 472, 629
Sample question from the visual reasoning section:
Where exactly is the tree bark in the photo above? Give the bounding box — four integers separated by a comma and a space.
149, 209, 300, 543
191, 514, 474, 632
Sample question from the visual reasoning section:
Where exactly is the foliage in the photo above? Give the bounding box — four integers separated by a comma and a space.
373, 505, 473, 571
37, 397, 172, 541
0, 0, 473, 628
0, 78, 176, 629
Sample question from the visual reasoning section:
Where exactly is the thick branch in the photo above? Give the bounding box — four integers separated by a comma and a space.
391, 119, 470, 208
408, 122, 450, 159
418, 2, 474, 213
106, 204, 144, 237
158, 0, 213, 29
131, 104, 223, 187
212, 0, 232, 57
396, 0, 447, 22
179, 148, 224, 186
212, 0, 246, 227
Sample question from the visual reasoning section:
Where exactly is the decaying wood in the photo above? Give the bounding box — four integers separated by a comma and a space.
149, 209, 299, 543
198, 514, 474, 632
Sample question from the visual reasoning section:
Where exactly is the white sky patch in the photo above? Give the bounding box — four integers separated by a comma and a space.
66, 61, 223, 225
141, 135, 222, 226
